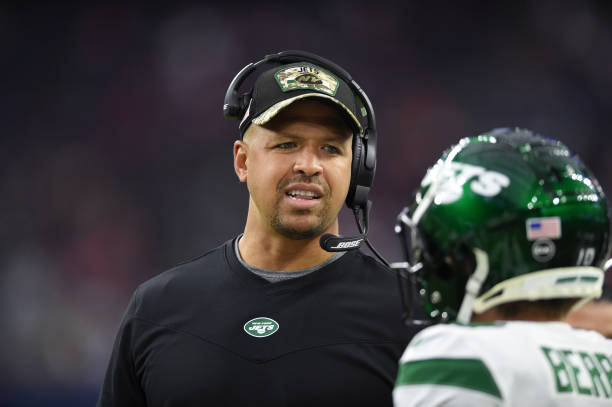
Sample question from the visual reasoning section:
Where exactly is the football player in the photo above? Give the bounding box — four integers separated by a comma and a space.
392, 128, 612, 406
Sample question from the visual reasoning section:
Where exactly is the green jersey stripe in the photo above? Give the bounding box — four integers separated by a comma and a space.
396, 358, 502, 399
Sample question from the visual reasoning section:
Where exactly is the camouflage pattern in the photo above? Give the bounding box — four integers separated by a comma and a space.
274, 64, 339, 96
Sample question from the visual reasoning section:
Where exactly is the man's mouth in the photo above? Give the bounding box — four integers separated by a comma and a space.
286, 190, 321, 201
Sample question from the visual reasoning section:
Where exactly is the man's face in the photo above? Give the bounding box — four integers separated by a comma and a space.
235, 99, 353, 240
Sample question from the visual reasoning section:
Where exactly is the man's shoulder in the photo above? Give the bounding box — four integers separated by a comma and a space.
330, 249, 404, 302
399, 322, 509, 361
144, 241, 228, 288
400, 320, 612, 367
343, 249, 395, 277
396, 321, 612, 406
127, 240, 232, 318
395, 323, 505, 405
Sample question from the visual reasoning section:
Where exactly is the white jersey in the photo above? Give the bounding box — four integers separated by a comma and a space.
394, 321, 612, 406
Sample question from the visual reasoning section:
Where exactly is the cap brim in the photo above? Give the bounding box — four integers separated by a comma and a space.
251, 93, 363, 134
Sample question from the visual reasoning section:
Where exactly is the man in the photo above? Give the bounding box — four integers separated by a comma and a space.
391, 128, 612, 406
97, 51, 420, 406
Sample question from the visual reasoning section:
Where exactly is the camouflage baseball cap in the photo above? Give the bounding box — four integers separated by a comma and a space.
238, 62, 364, 136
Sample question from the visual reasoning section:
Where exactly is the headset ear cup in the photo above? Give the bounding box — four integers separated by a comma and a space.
346, 135, 363, 208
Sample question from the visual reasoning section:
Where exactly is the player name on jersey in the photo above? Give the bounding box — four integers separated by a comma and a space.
541, 346, 612, 399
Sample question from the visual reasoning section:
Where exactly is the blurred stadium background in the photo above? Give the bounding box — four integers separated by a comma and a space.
2, 1, 611, 405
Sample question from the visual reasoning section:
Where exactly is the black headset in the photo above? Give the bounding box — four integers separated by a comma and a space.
223, 50, 377, 211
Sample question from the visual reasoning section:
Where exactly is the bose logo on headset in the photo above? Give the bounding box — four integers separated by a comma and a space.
330, 239, 364, 250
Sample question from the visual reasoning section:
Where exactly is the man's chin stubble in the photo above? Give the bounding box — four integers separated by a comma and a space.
270, 205, 334, 240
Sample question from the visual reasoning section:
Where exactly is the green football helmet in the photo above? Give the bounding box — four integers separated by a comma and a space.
394, 128, 610, 324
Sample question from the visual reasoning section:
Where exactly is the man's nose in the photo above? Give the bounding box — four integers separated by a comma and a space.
293, 148, 323, 176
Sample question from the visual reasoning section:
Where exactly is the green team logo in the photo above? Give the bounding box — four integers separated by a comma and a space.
243, 317, 279, 338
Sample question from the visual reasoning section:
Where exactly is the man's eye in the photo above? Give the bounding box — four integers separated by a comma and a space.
275, 142, 296, 149
323, 145, 341, 154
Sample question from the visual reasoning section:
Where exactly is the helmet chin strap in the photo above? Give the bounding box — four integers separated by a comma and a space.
457, 248, 489, 325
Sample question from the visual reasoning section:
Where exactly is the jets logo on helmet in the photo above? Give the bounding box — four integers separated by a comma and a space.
393, 128, 611, 325
421, 161, 510, 204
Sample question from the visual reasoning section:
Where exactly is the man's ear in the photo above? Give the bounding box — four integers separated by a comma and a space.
233, 140, 248, 182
